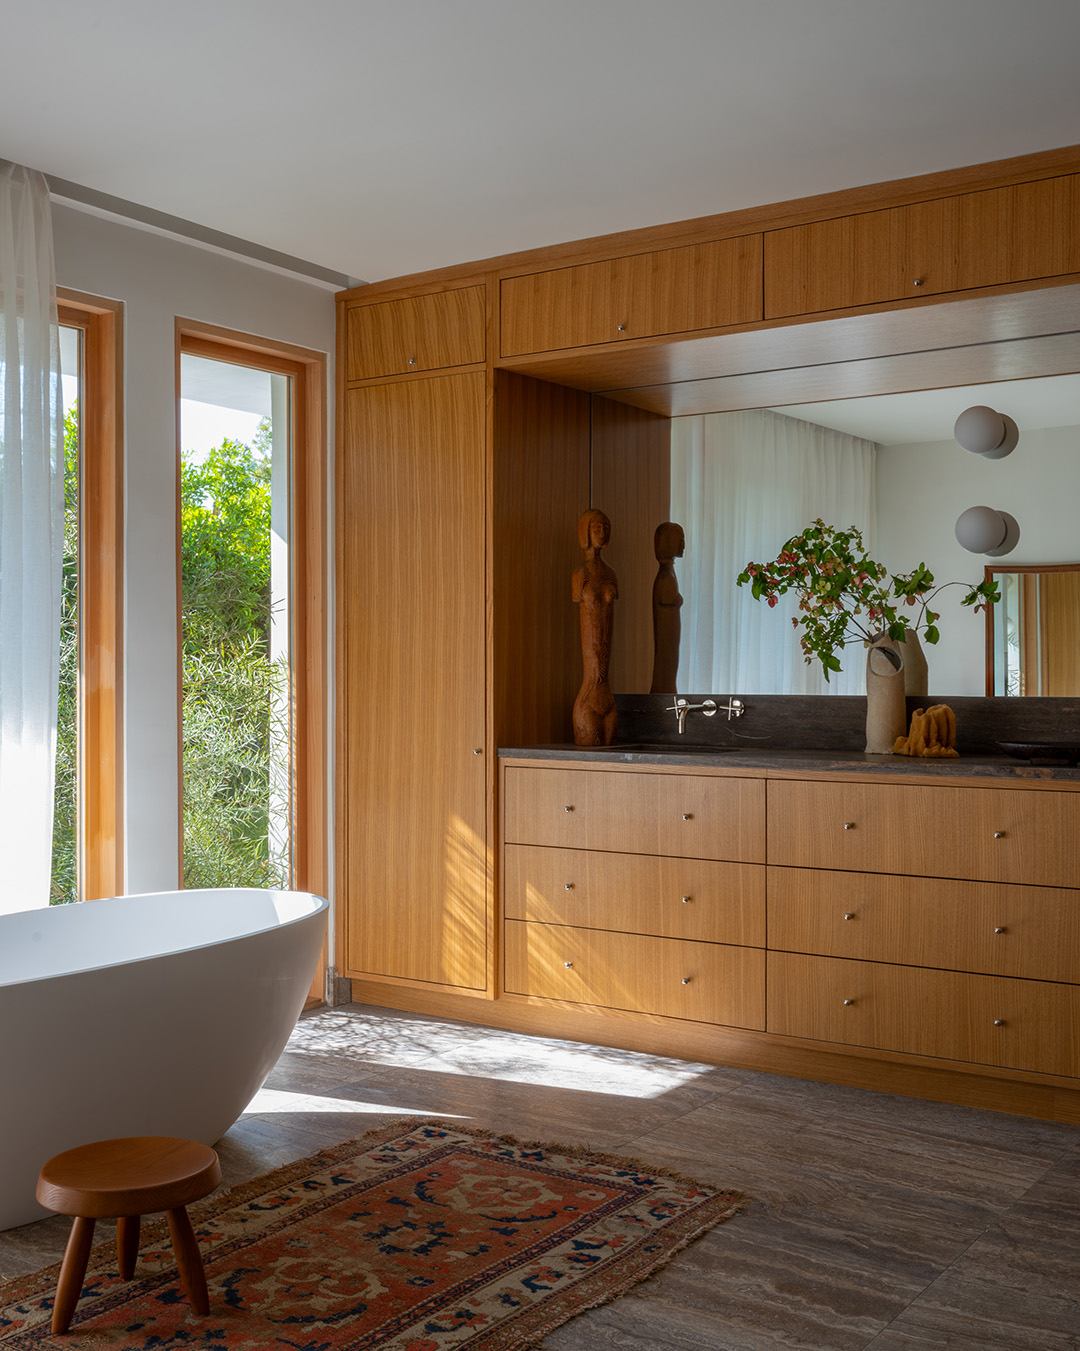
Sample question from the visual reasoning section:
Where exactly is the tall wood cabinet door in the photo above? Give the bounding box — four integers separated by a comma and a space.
343, 373, 488, 988
500, 235, 763, 356
765, 174, 1080, 318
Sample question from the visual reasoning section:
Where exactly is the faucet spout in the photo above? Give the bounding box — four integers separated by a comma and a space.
664, 696, 716, 734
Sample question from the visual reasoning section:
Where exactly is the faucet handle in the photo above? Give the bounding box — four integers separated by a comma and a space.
718, 697, 745, 720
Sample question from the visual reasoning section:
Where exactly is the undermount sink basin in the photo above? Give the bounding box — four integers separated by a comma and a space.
577, 742, 743, 754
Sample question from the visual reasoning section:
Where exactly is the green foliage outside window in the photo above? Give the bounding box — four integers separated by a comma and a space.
50, 411, 290, 901
181, 420, 290, 889
50, 404, 79, 903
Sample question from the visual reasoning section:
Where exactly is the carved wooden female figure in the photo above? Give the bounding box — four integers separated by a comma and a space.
650, 521, 685, 693
572, 508, 619, 746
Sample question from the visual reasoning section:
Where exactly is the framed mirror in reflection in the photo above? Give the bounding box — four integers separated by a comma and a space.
985, 564, 1080, 696
595, 367, 1080, 700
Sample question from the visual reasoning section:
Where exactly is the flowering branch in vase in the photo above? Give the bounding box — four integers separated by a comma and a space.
735, 520, 999, 681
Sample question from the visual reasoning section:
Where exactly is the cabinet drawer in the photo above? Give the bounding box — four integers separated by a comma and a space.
768, 952, 1080, 1078
346, 286, 486, 380
505, 844, 765, 945
765, 174, 1080, 318
504, 766, 765, 862
500, 235, 763, 356
505, 920, 764, 1028
768, 867, 1080, 983
767, 780, 1080, 887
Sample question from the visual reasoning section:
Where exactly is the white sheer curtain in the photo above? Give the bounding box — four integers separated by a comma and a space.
0, 163, 63, 913
671, 408, 876, 696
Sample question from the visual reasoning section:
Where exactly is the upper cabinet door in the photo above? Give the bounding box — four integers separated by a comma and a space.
765, 174, 1080, 318
500, 235, 764, 357
346, 286, 486, 381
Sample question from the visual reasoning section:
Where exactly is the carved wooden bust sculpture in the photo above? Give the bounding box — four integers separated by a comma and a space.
572, 508, 619, 746
650, 521, 685, 694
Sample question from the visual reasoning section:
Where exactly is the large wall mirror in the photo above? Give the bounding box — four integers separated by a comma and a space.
590, 298, 1080, 701
985, 564, 1080, 696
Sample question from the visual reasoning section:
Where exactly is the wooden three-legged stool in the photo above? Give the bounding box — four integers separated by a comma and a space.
36, 1136, 221, 1335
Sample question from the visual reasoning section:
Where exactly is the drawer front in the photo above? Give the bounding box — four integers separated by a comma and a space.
505, 920, 765, 1028
768, 867, 1080, 983
764, 174, 1080, 318
767, 779, 1080, 887
500, 235, 763, 356
505, 844, 765, 945
504, 766, 765, 862
346, 287, 486, 380
768, 952, 1080, 1078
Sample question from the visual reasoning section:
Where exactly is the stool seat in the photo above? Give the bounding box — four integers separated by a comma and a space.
37, 1137, 221, 1218
36, 1136, 221, 1336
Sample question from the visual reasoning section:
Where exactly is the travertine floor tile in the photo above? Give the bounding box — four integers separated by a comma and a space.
2, 1002, 1078, 1351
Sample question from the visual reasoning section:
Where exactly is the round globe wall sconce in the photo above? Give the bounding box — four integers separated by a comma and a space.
954, 505, 1021, 556
953, 405, 1019, 459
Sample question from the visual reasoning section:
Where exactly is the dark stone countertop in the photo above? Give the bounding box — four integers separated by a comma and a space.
498, 744, 1080, 784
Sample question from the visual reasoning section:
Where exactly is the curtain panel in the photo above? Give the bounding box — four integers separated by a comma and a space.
0, 162, 63, 912
671, 408, 877, 697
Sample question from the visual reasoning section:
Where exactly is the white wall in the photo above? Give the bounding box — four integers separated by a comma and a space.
52, 204, 336, 894
876, 425, 1080, 695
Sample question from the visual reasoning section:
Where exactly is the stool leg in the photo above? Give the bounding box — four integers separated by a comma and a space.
53, 1216, 96, 1335
117, 1215, 140, 1280
165, 1207, 209, 1315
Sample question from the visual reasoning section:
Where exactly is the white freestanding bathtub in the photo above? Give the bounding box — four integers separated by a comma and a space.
0, 887, 328, 1231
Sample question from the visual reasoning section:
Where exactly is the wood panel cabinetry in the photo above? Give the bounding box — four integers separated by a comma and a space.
767, 779, 1080, 887
769, 952, 1080, 1078
501, 764, 766, 1028
503, 764, 764, 860
346, 287, 486, 380
764, 173, 1080, 318
500, 235, 763, 356
497, 760, 1080, 1111
341, 369, 488, 989
767, 777, 1080, 1082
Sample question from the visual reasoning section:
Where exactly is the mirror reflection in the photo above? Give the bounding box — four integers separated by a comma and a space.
596, 371, 1080, 698
986, 564, 1080, 696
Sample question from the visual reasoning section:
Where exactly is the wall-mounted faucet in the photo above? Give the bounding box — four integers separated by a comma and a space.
665, 696, 746, 734
666, 697, 715, 734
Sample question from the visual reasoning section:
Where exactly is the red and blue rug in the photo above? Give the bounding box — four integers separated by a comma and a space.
0, 1119, 743, 1349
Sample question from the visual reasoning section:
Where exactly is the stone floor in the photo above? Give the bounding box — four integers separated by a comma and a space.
3, 1003, 1079, 1348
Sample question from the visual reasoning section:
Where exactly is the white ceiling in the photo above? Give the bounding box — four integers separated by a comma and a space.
773, 374, 1080, 445
3, 1, 1080, 283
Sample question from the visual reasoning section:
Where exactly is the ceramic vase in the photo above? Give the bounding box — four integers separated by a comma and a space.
900, 630, 928, 697
865, 634, 907, 754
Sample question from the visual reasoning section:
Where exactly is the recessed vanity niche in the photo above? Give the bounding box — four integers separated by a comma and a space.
337, 144, 1080, 1123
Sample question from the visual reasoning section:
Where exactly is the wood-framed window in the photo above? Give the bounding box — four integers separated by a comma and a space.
56, 288, 124, 901
174, 319, 328, 931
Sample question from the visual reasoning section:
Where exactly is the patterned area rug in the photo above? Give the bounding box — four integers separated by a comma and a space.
0, 1119, 743, 1349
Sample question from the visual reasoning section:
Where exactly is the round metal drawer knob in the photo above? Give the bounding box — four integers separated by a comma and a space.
681, 895, 692, 904
681, 977, 692, 985
564, 961, 573, 969
564, 882, 574, 890
843, 822, 855, 830
617, 323, 627, 332
407, 356, 417, 365
564, 805, 574, 813
994, 1018, 1006, 1027
843, 998, 855, 1006
682, 813, 694, 821
843, 913, 855, 921
994, 926, 1006, 934
912, 278, 923, 287
473, 747, 482, 755
994, 831, 1005, 839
